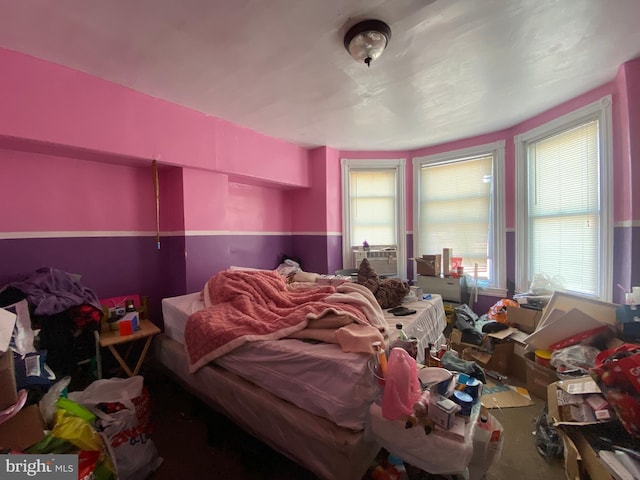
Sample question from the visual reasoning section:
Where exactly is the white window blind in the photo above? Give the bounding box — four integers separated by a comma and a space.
419, 155, 493, 279
349, 169, 396, 246
527, 120, 600, 296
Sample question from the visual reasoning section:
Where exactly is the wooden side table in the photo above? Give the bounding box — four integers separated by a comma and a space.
97, 319, 161, 378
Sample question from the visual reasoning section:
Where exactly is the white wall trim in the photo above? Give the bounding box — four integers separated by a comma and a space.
615, 220, 640, 228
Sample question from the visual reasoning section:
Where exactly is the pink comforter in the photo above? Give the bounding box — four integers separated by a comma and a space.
185, 270, 371, 372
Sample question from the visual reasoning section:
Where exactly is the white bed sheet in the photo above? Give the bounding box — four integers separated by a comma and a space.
160, 291, 446, 430
383, 296, 447, 364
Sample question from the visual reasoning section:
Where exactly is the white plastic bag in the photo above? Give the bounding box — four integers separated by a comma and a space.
68, 376, 162, 480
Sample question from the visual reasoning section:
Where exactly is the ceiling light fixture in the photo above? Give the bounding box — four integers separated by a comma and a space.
343, 19, 391, 67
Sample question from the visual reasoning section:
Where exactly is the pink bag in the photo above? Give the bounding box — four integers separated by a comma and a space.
382, 347, 421, 420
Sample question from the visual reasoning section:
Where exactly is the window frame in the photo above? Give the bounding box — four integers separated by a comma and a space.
514, 95, 613, 301
413, 140, 506, 296
341, 158, 406, 279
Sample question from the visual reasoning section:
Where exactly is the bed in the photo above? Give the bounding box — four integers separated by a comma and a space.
154, 270, 446, 480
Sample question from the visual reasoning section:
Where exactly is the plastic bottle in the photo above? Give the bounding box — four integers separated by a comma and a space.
372, 341, 388, 382
395, 323, 409, 341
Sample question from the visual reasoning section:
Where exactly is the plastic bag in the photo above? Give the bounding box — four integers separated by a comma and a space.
32, 409, 117, 480
487, 299, 518, 324
68, 376, 163, 480
529, 273, 564, 296
51, 409, 104, 452
381, 348, 421, 420
550, 345, 601, 376
533, 410, 563, 459
39, 375, 71, 428
454, 303, 478, 330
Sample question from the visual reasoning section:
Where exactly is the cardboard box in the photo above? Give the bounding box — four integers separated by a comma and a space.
416, 254, 441, 276
449, 328, 490, 355
510, 342, 528, 382
547, 382, 614, 480
0, 351, 18, 411
463, 341, 514, 376
451, 327, 517, 377
506, 305, 542, 334
525, 351, 558, 399
0, 404, 46, 451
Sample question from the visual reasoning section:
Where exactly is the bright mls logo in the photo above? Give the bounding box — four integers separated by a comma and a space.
1, 455, 77, 479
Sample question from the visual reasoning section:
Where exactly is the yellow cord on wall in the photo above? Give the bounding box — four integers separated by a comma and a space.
152, 159, 160, 249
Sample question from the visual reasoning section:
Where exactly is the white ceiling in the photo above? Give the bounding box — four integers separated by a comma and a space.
1, 0, 640, 151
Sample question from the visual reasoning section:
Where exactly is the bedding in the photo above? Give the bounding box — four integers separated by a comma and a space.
163, 291, 381, 430
185, 269, 386, 373
161, 284, 446, 430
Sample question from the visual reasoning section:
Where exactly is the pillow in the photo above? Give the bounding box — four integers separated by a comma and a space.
291, 271, 319, 283
228, 266, 273, 272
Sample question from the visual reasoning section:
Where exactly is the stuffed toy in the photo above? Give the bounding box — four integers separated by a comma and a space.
357, 259, 409, 309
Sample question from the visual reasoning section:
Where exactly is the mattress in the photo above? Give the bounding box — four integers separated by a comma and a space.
160, 290, 446, 430
154, 334, 380, 480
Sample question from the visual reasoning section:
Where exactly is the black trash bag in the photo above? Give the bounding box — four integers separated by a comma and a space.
454, 303, 478, 330
440, 351, 486, 384
460, 328, 484, 346
534, 410, 564, 460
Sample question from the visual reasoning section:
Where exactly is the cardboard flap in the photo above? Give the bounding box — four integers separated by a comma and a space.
524, 308, 607, 350
487, 327, 517, 340
556, 378, 601, 395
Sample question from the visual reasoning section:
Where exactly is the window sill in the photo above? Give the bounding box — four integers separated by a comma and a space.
466, 286, 508, 298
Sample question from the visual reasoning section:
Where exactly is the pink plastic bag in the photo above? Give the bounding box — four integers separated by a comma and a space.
382, 347, 421, 420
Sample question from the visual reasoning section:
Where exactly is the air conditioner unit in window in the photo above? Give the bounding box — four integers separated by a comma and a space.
353, 246, 398, 276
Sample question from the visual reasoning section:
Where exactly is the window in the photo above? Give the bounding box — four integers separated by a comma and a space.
413, 141, 506, 294
341, 159, 406, 278
515, 96, 613, 300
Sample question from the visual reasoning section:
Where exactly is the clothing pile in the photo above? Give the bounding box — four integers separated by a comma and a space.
0, 267, 103, 384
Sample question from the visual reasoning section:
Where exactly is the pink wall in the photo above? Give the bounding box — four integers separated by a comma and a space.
181, 169, 229, 231
0, 47, 310, 188
618, 58, 640, 221
159, 167, 185, 232
226, 181, 292, 233
290, 147, 330, 233
214, 120, 309, 188
0, 148, 155, 233
325, 147, 342, 233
